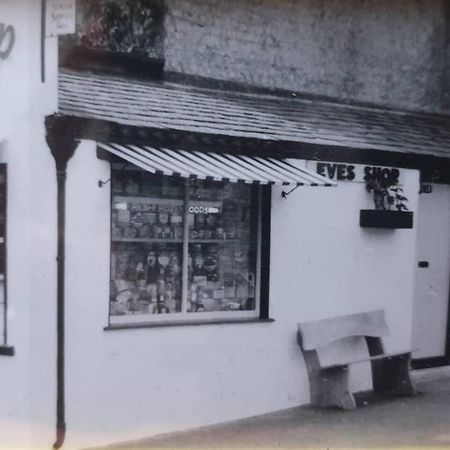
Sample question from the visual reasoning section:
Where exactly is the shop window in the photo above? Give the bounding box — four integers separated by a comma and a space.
59, 0, 165, 77
108, 164, 269, 326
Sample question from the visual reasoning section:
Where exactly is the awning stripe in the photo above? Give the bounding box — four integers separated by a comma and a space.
206, 152, 274, 184
263, 157, 324, 184
279, 159, 332, 184
127, 145, 184, 176
234, 154, 300, 185
170, 149, 239, 182
186, 151, 251, 183
143, 147, 207, 179
99, 143, 172, 176
227, 154, 291, 185
97, 143, 336, 187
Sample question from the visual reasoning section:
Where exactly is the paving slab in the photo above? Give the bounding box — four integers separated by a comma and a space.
88, 366, 450, 449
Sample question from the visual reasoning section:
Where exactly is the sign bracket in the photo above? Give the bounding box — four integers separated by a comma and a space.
281, 185, 300, 199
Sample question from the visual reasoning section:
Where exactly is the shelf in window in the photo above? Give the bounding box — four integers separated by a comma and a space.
189, 239, 238, 244
113, 237, 183, 243
112, 238, 239, 244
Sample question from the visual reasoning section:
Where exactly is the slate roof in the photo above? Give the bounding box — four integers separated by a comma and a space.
59, 69, 450, 159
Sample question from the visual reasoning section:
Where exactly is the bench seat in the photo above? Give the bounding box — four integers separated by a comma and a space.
321, 350, 414, 370
297, 310, 416, 410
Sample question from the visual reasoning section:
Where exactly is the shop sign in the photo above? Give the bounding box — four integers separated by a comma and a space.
113, 197, 222, 215
46, 0, 76, 37
189, 203, 222, 214
306, 161, 402, 184
114, 197, 184, 214
0, 23, 15, 60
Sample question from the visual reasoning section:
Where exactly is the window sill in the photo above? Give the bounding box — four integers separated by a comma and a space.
0, 346, 14, 356
104, 317, 275, 331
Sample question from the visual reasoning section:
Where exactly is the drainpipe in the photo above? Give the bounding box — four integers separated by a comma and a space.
45, 115, 78, 449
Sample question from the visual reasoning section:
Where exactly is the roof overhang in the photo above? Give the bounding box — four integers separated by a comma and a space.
49, 69, 450, 183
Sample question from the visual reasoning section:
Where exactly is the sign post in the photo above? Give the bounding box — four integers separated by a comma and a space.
41, 0, 75, 82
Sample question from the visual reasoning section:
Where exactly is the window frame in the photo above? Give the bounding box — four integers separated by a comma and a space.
0, 164, 13, 356
106, 165, 272, 329
59, 0, 166, 79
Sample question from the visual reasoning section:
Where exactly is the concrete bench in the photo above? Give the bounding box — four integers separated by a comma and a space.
297, 309, 416, 410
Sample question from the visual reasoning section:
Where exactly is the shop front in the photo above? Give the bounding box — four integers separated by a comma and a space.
38, 65, 450, 447
0, 2, 449, 449
101, 145, 333, 328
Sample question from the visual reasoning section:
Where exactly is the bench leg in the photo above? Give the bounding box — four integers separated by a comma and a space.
371, 353, 416, 396
310, 366, 356, 410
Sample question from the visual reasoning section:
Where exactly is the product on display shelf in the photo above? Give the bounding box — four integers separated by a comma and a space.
205, 214, 216, 239
112, 218, 123, 239
192, 254, 207, 277
143, 212, 157, 226
110, 242, 183, 316
112, 178, 123, 194
123, 223, 138, 238
145, 251, 159, 303
204, 254, 219, 282
152, 214, 164, 239
159, 212, 172, 239
124, 178, 140, 196
117, 208, 130, 223
196, 214, 206, 239
155, 279, 169, 313
223, 272, 236, 299
171, 213, 183, 239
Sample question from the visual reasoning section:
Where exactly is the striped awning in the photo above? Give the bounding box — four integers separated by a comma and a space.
97, 143, 335, 186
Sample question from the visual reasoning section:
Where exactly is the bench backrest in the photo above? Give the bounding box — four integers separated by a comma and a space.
297, 309, 390, 352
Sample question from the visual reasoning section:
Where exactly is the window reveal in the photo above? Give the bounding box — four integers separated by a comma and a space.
109, 165, 262, 325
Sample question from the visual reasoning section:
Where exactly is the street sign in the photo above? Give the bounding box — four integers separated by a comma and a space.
45, 0, 76, 37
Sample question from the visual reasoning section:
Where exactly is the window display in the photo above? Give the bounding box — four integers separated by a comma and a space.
61, 0, 165, 59
109, 165, 262, 325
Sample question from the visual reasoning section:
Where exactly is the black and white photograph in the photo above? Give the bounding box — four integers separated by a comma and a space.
0, 0, 450, 449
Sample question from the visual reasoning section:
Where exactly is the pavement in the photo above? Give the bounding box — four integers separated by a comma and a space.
91, 366, 450, 449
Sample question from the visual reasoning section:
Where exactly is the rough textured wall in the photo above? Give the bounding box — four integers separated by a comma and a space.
165, 0, 450, 112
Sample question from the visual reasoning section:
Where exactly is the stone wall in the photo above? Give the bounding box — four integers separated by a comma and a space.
165, 0, 450, 113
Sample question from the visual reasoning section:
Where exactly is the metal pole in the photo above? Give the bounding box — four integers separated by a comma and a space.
181, 178, 190, 312
53, 166, 67, 450
46, 115, 77, 450
41, 0, 46, 83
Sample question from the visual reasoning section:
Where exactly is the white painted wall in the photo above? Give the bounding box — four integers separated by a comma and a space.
274, 160, 420, 356
0, 0, 58, 448
0, 2, 35, 447
0, 4, 423, 448
63, 145, 420, 449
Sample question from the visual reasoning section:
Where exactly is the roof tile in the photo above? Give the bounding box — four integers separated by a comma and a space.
58, 69, 450, 159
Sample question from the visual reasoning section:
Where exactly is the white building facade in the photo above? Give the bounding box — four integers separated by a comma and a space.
0, 1, 449, 449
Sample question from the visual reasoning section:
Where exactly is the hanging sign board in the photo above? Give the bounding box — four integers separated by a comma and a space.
45, 0, 76, 37
305, 160, 403, 185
